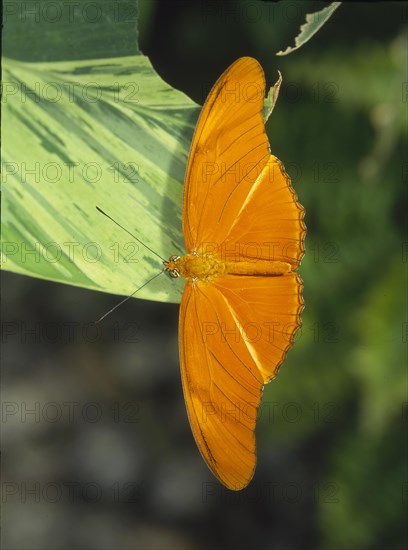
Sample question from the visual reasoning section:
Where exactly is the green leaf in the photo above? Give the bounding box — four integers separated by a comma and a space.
263, 71, 282, 123
1, 0, 204, 303
276, 2, 342, 56
2, 54, 200, 303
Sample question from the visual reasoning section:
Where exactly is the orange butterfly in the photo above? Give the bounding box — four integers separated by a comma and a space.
163, 57, 305, 490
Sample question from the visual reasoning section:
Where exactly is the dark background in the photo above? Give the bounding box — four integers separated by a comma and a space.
2, 1, 407, 549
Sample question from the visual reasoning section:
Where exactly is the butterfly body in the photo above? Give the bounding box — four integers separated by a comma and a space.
164, 254, 291, 280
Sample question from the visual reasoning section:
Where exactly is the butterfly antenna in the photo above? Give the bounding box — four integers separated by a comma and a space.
95, 270, 164, 324
96, 206, 166, 262
95, 207, 168, 323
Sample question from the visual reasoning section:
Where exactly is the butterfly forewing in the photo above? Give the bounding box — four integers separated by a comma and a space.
183, 57, 271, 252
179, 282, 263, 490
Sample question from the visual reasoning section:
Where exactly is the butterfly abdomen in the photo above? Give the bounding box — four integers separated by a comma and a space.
225, 260, 291, 276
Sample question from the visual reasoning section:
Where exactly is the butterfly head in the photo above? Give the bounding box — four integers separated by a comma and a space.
163, 255, 181, 279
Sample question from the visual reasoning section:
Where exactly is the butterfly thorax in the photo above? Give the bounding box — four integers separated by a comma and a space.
164, 253, 292, 281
